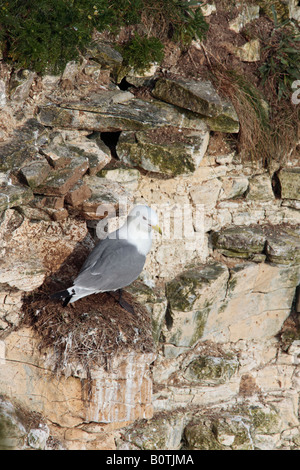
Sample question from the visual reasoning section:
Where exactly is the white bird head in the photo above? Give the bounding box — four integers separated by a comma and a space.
128, 205, 162, 235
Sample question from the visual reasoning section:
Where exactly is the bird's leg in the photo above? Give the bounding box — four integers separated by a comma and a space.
106, 290, 135, 314
117, 289, 135, 315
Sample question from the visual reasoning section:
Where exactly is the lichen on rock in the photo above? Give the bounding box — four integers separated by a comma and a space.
211, 225, 266, 258
117, 127, 209, 176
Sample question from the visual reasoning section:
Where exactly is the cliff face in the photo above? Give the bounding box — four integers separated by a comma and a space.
0, 2, 300, 451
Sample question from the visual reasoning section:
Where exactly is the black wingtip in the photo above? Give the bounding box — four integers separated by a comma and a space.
62, 295, 72, 307
50, 289, 72, 306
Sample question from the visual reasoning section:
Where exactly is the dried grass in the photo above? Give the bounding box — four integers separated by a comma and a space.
210, 67, 272, 166
22, 287, 154, 379
156, 5, 299, 169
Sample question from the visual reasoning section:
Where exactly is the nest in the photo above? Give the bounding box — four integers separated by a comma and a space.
21, 235, 155, 379
22, 279, 155, 379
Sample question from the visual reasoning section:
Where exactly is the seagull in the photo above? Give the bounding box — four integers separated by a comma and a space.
50, 205, 162, 313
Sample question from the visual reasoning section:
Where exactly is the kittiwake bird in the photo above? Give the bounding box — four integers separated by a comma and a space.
50, 205, 162, 313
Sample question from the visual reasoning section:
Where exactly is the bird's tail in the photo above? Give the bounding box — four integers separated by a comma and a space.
50, 287, 75, 307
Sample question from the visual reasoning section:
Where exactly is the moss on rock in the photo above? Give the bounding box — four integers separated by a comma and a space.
0, 184, 34, 212
152, 77, 239, 133
117, 129, 209, 176
166, 262, 228, 312
184, 354, 239, 385
278, 168, 300, 201
164, 262, 229, 347
211, 226, 266, 258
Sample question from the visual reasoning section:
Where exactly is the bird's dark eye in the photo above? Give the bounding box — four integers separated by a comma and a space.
143, 216, 147, 220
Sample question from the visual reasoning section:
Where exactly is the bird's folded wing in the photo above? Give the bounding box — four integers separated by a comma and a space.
74, 239, 146, 292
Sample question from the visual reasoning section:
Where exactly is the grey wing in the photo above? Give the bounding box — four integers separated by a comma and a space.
74, 239, 146, 292
78, 237, 111, 272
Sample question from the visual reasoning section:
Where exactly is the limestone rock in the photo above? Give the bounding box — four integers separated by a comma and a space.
125, 280, 167, 344
184, 414, 253, 450
184, 402, 282, 450
189, 179, 222, 207
19, 159, 52, 189
184, 405, 279, 450
229, 4, 260, 32
164, 262, 229, 347
61, 60, 82, 83
124, 71, 157, 88
0, 182, 33, 212
0, 399, 26, 450
0, 119, 48, 172
0, 80, 6, 108
0, 257, 46, 292
265, 227, 300, 265
40, 143, 73, 169
151, 99, 213, 131
87, 351, 156, 424
14, 206, 52, 222
289, 0, 300, 22
155, 236, 209, 280
117, 128, 209, 176
234, 39, 261, 62
219, 176, 249, 200
46, 207, 68, 221
203, 261, 299, 342
27, 425, 50, 450
38, 93, 170, 132
65, 179, 92, 207
281, 199, 300, 210
278, 168, 300, 200
201, 102, 240, 133
200, 2, 216, 16
80, 175, 133, 220
215, 152, 235, 165
246, 173, 274, 201
9, 70, 36, 102
166, 262, 229, 312
153, 77, 225, 117
38, 95, 209, 133
0, 328, 155, 431
98, 167, 141, 192
163, 248, 299, 346
152, 77, 239, 133
22, 194, 69, 222
0, 289, 24, 330
0, 209, 46, 292
184, 420, 225, 450
211, 226, 266, 258
117, 412, 186, 450
86, 41, 123, 69
31, 194, 65, 211
0, 209, 88, 288
257, 0, 289, 22
183, 354, 239, 386
34, 155, 89, 196
226, 262, 261, 296
63, 139, 111, 175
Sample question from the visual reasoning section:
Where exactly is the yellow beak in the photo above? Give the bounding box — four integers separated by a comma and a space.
152, 224, 162, 235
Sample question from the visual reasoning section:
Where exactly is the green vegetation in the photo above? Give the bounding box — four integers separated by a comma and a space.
141, 0, 209, 45
259, 6, 300, 101
206, 2, 300, 167
0, 0, 208, 74
0, 0, 108, 73
120, 34, 164, 74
